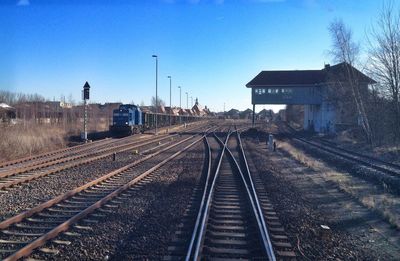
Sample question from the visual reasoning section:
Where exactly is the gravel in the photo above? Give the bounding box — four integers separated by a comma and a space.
242, 130, 400, 260
28, 142, 205, 260
0, 134, 189, 221
290, 138, 400, 195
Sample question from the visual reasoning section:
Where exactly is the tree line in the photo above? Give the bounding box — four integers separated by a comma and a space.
329, 2, 400, 145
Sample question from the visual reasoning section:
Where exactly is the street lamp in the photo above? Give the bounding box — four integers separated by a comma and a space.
152, 54, 158, 135
190, 96, 193, 108
178, 86, 182, 124
186, 92, 188, 109
178, 86, 182, 109
167, 76, 172, 127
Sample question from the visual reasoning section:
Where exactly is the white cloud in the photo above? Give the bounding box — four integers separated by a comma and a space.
17, 0, 30, 6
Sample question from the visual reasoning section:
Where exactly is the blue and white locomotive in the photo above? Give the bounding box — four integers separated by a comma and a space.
110, 104, 144, 135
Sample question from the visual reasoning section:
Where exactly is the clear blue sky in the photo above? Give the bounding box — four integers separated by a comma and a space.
0, 0, 386, 112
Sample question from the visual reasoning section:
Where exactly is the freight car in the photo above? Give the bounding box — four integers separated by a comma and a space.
110, 104, 203, 136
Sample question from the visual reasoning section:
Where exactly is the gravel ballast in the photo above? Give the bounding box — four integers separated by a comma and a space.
242, 131, 400, 260
28, 142, 206, 260
0, 134, 190, 221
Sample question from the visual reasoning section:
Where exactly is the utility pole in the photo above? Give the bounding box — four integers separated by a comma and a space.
152, 55, 158, 135
168, 76, 172, 128
178, 86, 182, 124
223, 102, 225, 119
178, 86, 182, 109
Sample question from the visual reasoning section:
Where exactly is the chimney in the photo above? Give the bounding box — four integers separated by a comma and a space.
324, 63, 330, 70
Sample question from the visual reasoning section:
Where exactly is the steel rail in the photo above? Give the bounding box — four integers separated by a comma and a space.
318, 139, 400, 170
215, 132, 275, 260
191, 131, 231, 260
0, 135, 195, 229
0, 124, 209, 190
294, 137, 400, 177
0, 137, 117, 169
0, 134, 172, 179
1, 135, 206, 261
0, 123, 205, 178
236, 131, 276, 261
0, 122, 204, 170
282, 122, 400, 175
0, 135, 180, 191
184, 134, 212, 261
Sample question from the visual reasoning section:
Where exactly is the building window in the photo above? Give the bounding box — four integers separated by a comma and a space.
255, 88, 267, 95
284, 88, 293, 93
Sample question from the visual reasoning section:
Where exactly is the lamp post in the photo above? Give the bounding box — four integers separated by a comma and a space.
190, 96, 193, 108
186, 92, 188, 109
224, 102, 226, 119
178, 86, 182, 109
178, 86, 182, 124
167, 76, 172, 127
152, 55, 158, 135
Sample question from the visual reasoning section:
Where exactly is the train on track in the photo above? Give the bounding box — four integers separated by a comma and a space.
110, 104, 202, 136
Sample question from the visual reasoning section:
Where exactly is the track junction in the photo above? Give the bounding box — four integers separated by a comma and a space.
0, 120, 399, 260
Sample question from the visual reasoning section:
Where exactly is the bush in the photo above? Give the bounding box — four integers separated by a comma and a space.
0, 123, 67, 163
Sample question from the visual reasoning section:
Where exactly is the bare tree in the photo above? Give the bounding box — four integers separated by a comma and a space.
368, 2, 400, 142
151, 96, 165, 107
0, 91, 17, 104
329, 19, 373, 143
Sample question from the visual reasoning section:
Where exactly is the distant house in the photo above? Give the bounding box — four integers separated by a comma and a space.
60, 101, 73, 109
0, 103, 16, 122
140, 106, 153, 113
203, 106, 213, 116
277, 109, 286, 121
239, 109, 253, 119
13, 101, 63, 123
226, 109, 240, 119
165, 106, 180, 116
158, 105, 166, 114
185, 109, 194, 116
258, 109, 274, 121
192, 98, 210, 116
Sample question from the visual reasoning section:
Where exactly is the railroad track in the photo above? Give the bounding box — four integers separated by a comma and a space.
0, 137, 117, 170
196, 131, 273, 259
276, 122, 400, 178
294, 137, 400, 177
0, 130, 208, 261
166, 129, 294, 260
0, 124, 206, 191
0, 123, 204, 173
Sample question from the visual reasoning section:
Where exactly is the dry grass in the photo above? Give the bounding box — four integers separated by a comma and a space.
0, 123, 67, 163
279, 140, 400, 229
